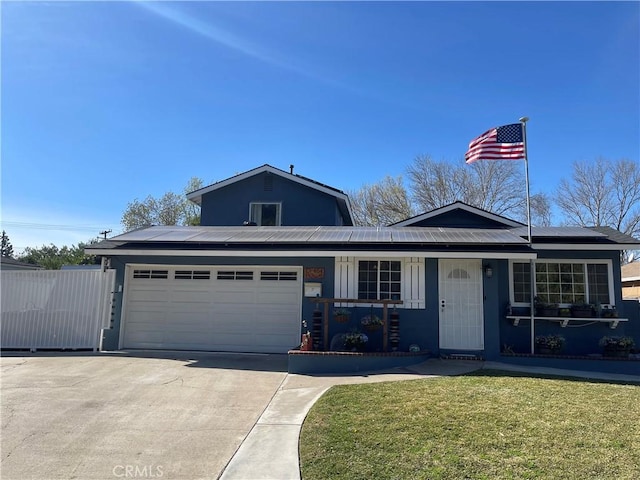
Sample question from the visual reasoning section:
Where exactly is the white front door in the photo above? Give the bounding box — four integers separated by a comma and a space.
438, 259, 484, 350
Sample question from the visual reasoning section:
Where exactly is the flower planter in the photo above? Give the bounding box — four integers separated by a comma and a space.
536, 307, 559, 317
603, 348, 630, 358
334, 314, 350, 323
571, 307, 593, 318
363, 323, 382, 333
537, 347, 560, 355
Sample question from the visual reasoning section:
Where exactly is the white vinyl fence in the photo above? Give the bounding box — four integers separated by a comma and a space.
1, 269, 116, 351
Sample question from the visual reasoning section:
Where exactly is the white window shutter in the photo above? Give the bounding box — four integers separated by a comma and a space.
403, 257, 425, 309
334, 256, 355, 307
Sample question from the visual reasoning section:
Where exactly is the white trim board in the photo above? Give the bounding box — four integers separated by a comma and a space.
532, 243, 640, 250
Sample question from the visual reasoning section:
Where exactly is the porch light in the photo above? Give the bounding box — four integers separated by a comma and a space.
485, 265, 493, 278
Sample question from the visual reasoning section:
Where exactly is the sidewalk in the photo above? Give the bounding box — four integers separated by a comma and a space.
218, 359, 640, 480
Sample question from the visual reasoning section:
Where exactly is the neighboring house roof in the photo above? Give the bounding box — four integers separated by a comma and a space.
391, 201, 525, 228
0, 257, 43, 270
186, 164, 354, 223
622, 261, 640, 282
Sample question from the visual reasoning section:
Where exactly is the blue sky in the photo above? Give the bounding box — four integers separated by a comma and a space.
2, 1, 638, 253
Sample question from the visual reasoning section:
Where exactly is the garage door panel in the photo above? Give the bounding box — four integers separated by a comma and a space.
128, 289, 171, 303
123, 266, 301, 352
170, 291, 213, 303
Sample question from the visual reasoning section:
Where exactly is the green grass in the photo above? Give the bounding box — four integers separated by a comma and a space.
300, 371, 640, 480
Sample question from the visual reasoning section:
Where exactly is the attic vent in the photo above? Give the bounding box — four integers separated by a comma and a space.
264, 175, 273, 191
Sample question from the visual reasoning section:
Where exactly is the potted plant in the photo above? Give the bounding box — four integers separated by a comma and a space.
571, 303, 595, 318
333, 308, 351, 323
600, 305, 618, 318
599, 336, 635, 358
300, 320, 312, 351
559, 307, 571, 317
535, 334, 566, 354
361, 314, 383, 332
343, 330, 369, 352
534, 297, 559, 317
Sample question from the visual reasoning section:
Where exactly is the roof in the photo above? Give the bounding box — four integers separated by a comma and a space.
508, 225, 640, 250
95, 225, 530, 246
0, 257, 43, 270
87, 220, 640, 258
622, 261, 640, 282
587, 226, 640, 244
391, 201, 525, 228
86, 225, 536, 259
186, 164, 354, 224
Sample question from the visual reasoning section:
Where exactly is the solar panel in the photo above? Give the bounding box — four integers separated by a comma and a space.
111, 225, 530, 246
310, 227, 353, 242
349, 228, 393, 242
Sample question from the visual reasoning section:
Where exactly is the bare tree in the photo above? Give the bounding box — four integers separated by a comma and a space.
121, 177, 204, 231
529, 193, 553, 227
406, 155, 550, 225
348, 176, 414, 226
556, 158, 640, 263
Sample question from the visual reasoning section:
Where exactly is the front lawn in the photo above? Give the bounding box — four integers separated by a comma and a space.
300, 371, 640, 479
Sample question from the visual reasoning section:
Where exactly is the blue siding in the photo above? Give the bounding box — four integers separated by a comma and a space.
407, 209, 513, 228
200, 172, 347, 226
497, 250, 635, 357
103, 247, 633, 364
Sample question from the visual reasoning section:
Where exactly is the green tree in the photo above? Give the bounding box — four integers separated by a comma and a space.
1, 230, 15, 258
18, 241, 98, 270
121, 177, 203, 231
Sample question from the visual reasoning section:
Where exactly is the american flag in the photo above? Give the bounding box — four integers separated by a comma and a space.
465, 123, 525, 164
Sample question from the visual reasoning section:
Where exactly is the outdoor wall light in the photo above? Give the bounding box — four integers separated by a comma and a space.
485, 265, 493, 278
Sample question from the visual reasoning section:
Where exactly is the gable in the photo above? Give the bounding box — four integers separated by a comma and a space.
393, 202, 523, 229
191, 165, 353, 226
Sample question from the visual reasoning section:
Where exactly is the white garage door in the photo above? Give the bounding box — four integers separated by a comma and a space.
121, 265, 302, 353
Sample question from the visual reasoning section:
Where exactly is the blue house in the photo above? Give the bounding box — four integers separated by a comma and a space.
89, 165, 640, 371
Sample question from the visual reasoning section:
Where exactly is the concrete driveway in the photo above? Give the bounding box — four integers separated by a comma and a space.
1, 351, 288, 480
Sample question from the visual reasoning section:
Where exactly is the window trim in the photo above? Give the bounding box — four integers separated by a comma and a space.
249, 202, 282, 226
508, 259, 614, 307
334, 256, 425, 309
357, 259, 402, 301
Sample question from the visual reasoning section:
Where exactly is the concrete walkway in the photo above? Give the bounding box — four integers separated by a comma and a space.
218, 359, 640, 480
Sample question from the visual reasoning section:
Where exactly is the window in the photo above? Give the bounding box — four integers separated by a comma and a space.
260, 271, 298, 281
217, 271, 254, 280
511, 260, 611, 305
175, 270, 211, 280
334, 257, 424, 309
133, 269, 168, 279
250, 203, 281, 226
358, 260, 402, 301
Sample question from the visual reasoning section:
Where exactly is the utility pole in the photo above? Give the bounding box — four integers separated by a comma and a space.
99, 229, 112, 240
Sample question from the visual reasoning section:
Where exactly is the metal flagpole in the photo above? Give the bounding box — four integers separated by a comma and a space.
519, 116, 535, 354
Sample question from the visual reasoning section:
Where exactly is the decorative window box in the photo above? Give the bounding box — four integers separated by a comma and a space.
506, 315, 628, 329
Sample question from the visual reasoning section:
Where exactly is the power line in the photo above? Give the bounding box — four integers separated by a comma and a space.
0, 221, 120, 233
